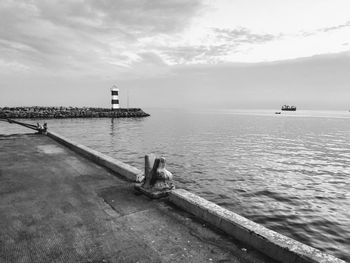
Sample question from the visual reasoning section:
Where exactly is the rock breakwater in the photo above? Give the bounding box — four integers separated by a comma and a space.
0, 107, 150, 119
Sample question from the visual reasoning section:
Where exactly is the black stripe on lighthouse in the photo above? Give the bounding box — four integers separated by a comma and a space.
112, 99, 119, 104
111, 90, 118, 95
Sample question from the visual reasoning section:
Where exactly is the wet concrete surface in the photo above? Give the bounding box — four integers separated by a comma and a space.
0, 133, 275, 263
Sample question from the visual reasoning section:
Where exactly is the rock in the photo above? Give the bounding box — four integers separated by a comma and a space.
0, 107, 150, 119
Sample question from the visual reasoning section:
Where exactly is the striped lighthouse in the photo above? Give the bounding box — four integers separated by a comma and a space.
111, 86, 120, 110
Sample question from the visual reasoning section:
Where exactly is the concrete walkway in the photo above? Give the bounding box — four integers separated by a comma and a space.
0, 134, 274, 263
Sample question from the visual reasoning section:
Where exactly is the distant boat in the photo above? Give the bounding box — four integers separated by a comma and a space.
275, 112, 281, 114
281, 105, 297, 111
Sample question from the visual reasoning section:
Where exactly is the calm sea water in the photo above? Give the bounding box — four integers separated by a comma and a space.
1, 108, 350, 261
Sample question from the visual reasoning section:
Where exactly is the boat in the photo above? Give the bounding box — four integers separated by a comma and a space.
275, 112, 281, 114
281, 105, 296, 111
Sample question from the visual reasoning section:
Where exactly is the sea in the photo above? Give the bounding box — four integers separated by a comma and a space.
1, 108, 350, 261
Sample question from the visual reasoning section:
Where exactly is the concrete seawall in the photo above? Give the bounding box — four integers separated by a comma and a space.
169, 189, 345, 263
46, 131, 346, 263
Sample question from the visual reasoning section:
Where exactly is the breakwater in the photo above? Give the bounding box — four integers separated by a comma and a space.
0, 106, 150, 119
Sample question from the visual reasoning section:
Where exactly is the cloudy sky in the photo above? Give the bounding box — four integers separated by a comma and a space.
1, 0, 350, 109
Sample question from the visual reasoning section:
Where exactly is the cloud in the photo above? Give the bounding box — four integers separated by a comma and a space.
155, 28, 279, 64
212, 28, 277, 44
1, 0, 349, 78
31, 0, 203, 38
0, 0, 202, 75
321, 21, 350, 32
86, 0, 203, 34
300, 20, 350, 37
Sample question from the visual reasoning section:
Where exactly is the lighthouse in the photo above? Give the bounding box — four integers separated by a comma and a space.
111, 85, 120, 110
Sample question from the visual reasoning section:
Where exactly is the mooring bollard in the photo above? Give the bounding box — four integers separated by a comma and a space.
36, 122, 48, 135
135, 154, 175, 198
142, 154, 156, 188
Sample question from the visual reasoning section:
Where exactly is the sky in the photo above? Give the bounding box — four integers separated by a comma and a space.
1, 0, 350, 110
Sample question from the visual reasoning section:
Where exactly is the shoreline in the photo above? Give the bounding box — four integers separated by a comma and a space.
0, 106, 150, 119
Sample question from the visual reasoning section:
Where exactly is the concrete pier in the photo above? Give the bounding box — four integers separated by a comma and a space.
0, 134, 273, 263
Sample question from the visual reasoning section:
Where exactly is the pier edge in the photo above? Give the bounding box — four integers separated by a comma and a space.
46, 131, 346, 263
47, 131, 143, 182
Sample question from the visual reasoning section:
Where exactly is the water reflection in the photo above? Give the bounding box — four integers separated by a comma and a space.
110, 118, 116, 136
